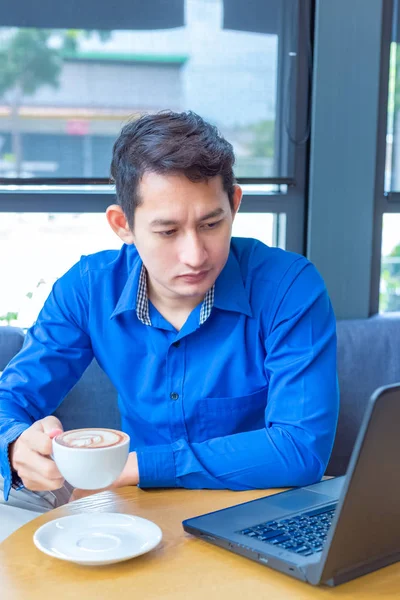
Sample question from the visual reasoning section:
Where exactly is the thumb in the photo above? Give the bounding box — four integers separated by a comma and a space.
41, 416, 64, 438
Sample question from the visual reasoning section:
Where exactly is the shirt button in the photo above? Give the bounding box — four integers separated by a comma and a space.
172, 341, 180, 348
170, 392, 179, 400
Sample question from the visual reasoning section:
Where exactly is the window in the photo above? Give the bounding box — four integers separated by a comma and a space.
379, 0, 400, 312
0, 0, 301, 180
0, 0, 309, 326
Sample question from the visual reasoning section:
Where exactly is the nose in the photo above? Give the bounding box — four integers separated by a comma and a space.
179, 232, 208, 269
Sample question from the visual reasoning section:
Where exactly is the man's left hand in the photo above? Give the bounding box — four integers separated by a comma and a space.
68, 451, 139, 503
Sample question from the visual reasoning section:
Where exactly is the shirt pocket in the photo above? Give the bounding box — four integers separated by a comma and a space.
192, 385, 268, 443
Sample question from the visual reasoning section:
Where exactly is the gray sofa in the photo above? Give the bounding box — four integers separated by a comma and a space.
1, 315, 400, 477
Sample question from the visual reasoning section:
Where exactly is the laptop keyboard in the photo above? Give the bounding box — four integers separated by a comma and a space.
237, 503, 337, 557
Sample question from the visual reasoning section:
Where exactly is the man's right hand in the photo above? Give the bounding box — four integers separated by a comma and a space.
9, 416, 65, 491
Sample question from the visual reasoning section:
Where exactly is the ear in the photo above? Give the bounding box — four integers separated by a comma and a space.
231, 185, 242, 220
106, 205, 135, 244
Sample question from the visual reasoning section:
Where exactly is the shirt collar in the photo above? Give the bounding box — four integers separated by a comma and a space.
136, 265, 152, 326
110, 251, 142, 319
213, 247, 253, 317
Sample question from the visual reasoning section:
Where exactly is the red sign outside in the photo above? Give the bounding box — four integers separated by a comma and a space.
66, 120, 90, 135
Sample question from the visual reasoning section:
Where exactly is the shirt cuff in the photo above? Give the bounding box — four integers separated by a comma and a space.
0, 422, 31, 501
136, 444, 176, 488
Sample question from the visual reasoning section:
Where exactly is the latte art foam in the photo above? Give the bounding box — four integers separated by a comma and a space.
56, 428, 127, 449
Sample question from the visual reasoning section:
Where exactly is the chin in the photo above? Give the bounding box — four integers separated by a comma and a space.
175, 279, 214, 298
176, 284, 209, 298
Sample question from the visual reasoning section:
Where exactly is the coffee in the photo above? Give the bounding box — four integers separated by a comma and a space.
55, 428, 128, 449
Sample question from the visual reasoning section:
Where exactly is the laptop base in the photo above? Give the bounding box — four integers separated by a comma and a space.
183, 523, 310, 583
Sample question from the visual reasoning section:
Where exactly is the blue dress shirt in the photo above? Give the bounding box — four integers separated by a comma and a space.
0, 238, 339, 500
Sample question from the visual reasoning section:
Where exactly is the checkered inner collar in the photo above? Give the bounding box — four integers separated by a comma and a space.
136, 265, 214, 326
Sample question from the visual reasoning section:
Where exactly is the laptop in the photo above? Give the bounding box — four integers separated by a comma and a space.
182, 383, 400, 586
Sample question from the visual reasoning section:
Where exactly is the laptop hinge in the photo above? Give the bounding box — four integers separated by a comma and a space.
324, 550, 400, 586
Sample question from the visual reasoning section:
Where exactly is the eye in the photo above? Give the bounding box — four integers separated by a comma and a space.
158, 229, 176, 237
201, 220, 221, 230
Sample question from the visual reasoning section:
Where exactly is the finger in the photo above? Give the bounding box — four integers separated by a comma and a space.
26, 430, 54, 456
21, 473, 65, 492
10, 433, 52, 469
48, 428, 63, 440
18, 470, 65, 492
17, 453, 64, 483
40, 416, 63, 435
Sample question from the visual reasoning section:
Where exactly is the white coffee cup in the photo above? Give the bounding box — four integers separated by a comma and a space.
52, 428, 130, 490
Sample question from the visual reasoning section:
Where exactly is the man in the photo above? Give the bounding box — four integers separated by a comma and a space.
0, 111, 339, 524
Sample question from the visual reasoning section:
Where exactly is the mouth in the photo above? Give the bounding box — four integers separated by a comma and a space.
177, 270, 210, 284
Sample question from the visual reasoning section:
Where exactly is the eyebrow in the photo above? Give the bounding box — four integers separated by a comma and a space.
150, 208, 225, 227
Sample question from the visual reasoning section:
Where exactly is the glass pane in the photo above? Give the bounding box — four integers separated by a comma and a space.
0, 213, 122, 328
386, 0, 400, 190
0, 211, 282, 328
380, 213, 400, 312
0, 0, 299, 180
233, 212, 282, 247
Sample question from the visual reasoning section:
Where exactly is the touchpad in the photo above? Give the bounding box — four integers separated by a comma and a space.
265, 488, 336, 515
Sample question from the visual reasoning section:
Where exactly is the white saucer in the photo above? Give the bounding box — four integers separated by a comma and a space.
33, 512, 162, 566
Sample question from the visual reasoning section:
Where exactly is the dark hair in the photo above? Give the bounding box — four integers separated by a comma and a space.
110, 110, 236, 228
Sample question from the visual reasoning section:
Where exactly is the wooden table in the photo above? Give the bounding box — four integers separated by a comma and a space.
1, 486, 399, 599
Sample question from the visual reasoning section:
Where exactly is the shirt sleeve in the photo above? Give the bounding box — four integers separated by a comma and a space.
136, 260, 339, 490
0, 259, 94, 499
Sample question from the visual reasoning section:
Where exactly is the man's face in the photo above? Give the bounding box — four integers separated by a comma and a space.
130, 172, 241, 303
